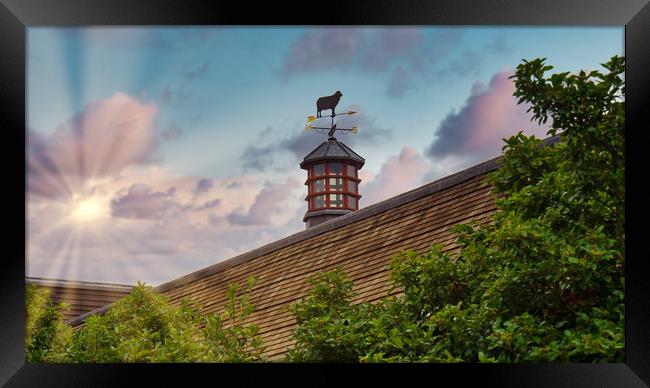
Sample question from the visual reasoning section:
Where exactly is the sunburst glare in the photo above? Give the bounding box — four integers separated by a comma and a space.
69, 195, 110, 223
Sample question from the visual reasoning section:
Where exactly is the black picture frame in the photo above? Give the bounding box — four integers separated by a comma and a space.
2, 0, 648, 386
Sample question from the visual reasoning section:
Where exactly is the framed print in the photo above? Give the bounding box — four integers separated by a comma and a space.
2, 0, 649, 386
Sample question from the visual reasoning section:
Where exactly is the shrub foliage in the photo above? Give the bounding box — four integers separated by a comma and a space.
25, 277, 265, 362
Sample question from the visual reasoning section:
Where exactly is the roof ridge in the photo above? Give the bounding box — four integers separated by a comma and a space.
302, 140, 327, 160
26, 277, 134, 291
338, 141, 364, 162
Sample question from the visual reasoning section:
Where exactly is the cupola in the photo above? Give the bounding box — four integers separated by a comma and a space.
300, 137, 364, 228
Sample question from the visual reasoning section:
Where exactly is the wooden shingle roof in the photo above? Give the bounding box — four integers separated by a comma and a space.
26, 277, 133, 323
67, 154, 505, 359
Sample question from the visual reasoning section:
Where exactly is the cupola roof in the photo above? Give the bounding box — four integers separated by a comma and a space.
300, 138, 365, 168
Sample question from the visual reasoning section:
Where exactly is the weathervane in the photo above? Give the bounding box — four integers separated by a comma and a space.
305, 90, 358, 139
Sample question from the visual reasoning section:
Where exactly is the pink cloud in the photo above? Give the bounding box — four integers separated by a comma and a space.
111, 183, 179, 220
227, 178, 302, 225
194, 178, 214, 195
360, 147, 431, 207
426, 69, 548, 160
25, 91, 312, 285
27, 168, 307, 285
28, 92, 158, 200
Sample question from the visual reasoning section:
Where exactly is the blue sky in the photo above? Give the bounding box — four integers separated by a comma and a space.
26, 27, 623, 285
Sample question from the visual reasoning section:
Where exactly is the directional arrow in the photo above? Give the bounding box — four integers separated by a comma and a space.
305, 110, 359, 138
306, 110, 356, 122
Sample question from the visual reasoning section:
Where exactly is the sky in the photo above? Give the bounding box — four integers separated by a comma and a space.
26, 26, 623, 285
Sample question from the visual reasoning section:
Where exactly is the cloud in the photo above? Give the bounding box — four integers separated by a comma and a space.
279, 28, 515, 98
433, 36, 510, 82
279, 27, 467, 97
283, 105, 392, 159
279, 28, 365, 79
279, 28, 432, 79
27, 163, 307, 284
444, 49, 483, 78
194, 198, 221, 211
360, 147, 431, 207
26, 89, 310, 285
426, 69, 548, 161
158, 61, 211, 111
241, 144, 275, 172
159, 121, 184, 142
27, 92, 158, 200
194, 178, 214, 195
227, 178, 301, 226
362, 28, 423, 71
111, 183, 179, 220
240, 105, 392, 172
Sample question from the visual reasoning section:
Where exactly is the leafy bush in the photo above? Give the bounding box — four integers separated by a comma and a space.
25, 284, 73, 362
25, 276, 265, 362
287, 55, 625, 363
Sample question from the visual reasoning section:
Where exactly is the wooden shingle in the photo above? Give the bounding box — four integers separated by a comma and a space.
26, 277, 133, 323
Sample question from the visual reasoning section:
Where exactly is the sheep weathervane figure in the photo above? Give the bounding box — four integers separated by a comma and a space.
305, 90, 358, 139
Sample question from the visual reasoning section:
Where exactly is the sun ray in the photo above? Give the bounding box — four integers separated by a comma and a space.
64, 224, 86, 282
34, 223, 74, 279
27, 151, 77, 202
28, 209, 75, 247
85, 220, 131, 283
94, 116, 142, 181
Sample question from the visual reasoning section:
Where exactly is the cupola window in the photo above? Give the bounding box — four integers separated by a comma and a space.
346, 164, 356, 178
313, 179, 326, 193
347, 180, 357, 194
329, 162, 344, 176
313, 163, 325, 176
329, 177, 344, 191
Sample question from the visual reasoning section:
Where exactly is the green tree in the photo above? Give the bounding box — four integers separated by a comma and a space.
26, 276, 265, 362
287, 55, 625, 363
202, 276, 266, 362
25, 284, 73, 362
286, 268, 370, 362
67, 282, 206, 362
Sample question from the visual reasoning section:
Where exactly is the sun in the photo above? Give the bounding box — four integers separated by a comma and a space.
69, 196, 110, 223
